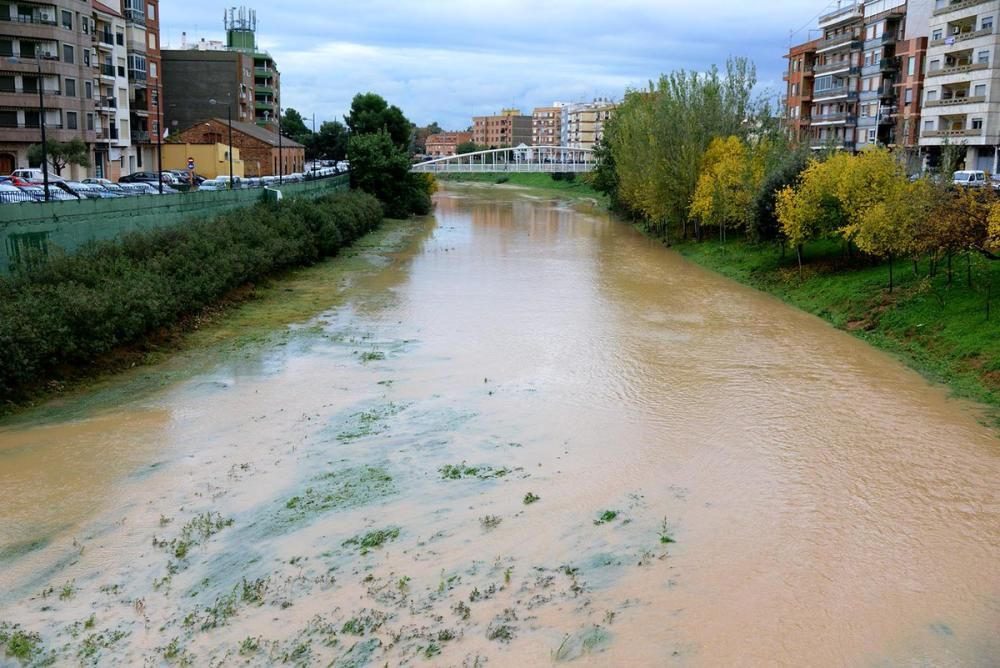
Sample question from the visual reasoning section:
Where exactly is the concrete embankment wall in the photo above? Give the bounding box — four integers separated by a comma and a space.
0, 175, 349, 273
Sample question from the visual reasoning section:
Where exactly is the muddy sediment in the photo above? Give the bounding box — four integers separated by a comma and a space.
1, 187, 998, 666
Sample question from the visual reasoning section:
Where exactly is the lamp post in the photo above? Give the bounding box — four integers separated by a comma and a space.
8, 47, 50, 200
155, 83, 163, 194
209, 97, 234, 188
277, 102, 283, 185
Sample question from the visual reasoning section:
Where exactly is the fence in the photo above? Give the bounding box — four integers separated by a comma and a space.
0, 175, 349, 273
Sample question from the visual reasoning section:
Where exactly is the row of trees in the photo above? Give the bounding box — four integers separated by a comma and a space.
591, 57, 1000, 291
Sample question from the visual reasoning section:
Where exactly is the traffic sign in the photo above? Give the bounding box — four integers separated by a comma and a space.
187, 157, 195, 170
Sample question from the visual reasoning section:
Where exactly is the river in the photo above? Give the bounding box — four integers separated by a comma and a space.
0, 185, 998, 666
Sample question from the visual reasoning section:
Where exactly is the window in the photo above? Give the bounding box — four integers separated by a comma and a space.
908, 56, 916, 76
932, 29, 943, 40
904, 88, 913, 104
0, 75, 12, 92
975, 83, 987, 96
83, 49, 90, 66
61, 10, 71, 30
983, 16, 994, 31
62, 44, 74, 64
87, 112, 94, 131
66, 111, 77, 130
973, 118, 984, 129
147, 3, 155, 21
148, 33, 156, 50
0, 39, 11, 57
926, 89, 938, 101
65, 78, 76, 97
924, 119, 933, 130
24, 110, 40, 128
85, 80, 92, 99
0, 110, 16, 127
116, 32, 124, 46
979, 50, 990, 64
149, 62, 156, 78
929, 58, 941, 71
868, 128, 877, 142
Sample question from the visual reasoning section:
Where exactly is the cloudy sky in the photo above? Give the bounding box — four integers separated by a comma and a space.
161, 0, 838, 131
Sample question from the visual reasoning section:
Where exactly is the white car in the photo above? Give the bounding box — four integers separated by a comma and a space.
952, 170, 987, 187
11, 168, 65, 183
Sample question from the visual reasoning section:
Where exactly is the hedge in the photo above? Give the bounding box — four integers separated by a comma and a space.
0, 191, 384, 403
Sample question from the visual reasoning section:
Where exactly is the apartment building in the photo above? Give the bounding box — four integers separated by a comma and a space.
919, 0, 1000, 171
783, 39, 820, 143
0, 0, 101, 177
472, 109, 532, 148
162, 7, 281, 135
425, 131, 471, 158
784, 0, 932, 159
562, 100, 615, 150
92, 0, 132, 180
532, 105, 563, 146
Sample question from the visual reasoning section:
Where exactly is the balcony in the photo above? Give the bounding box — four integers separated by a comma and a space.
933, 0, 993, 16
124, 8, 145, 25
97, 96, 117, 111
254, 84, 274, 95
811, 111, 857, 125
254, 100, 274, 111
809, 138, 855, 150
819, 3, 863, 28
100, 63, 115, 78
813, 85, 858, 101
859, 86, 896, 101
128, 69, 147, 84
861, 59, 898, 76
813, 61, 856, 75
922, 127, 983, 137
930, 27, 994, 47
96, 30, 114, 47
1, 12, 58, 26
925, 95, 988, 107
254, 67, 273, 78
863, 33, 898, 49
926, 61, 990, 77
817, 32, 862, 53
131, 130, 150, 142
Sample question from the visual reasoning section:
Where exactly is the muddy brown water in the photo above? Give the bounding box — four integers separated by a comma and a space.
1, 186, 998, 667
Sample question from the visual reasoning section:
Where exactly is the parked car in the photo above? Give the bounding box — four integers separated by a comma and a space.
197, 178, 228, 191
0, 183, 37, 203
18, 185, 78, 202
11, 168, 65, 183
119, 171, 162, 184
0, 175, 33, 187
65, 181, 123, 199
952, 170, 987, 188
260, 176, 278, 188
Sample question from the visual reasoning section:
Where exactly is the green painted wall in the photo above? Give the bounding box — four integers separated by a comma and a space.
0, 176, 349, 273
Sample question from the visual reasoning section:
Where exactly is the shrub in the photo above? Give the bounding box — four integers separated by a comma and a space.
0, 191, 383, 403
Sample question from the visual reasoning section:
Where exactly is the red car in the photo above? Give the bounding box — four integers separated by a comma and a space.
0, 175, 33, 187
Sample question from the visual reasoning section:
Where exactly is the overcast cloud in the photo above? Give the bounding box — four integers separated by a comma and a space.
161, 0, 837, 130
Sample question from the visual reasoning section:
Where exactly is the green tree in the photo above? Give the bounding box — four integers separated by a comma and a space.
411, 122, 443, 154
27, 138, 90, 176
348, 129, 430, 218
345, 93, 412, 149
281, 108, 312, 143
314, 120, 349, 161
456, 141, 483, 155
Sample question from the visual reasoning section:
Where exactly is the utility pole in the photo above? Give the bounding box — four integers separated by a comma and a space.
277, 99, 283, 185
155, 84, 163, 194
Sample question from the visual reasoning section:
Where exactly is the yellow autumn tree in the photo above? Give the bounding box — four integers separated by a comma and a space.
775, 156, 850, 275
835, 147, 908, 245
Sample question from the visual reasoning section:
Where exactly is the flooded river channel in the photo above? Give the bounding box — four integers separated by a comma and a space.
1, 186, 998, 666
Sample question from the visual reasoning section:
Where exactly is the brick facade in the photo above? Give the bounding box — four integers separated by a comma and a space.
172, 117, 303, 177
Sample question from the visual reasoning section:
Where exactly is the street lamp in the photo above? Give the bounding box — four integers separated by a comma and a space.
209, 97, 234, 189
154, 83, 163, 194
277, 101, 283, 185
8, 46, 50, 201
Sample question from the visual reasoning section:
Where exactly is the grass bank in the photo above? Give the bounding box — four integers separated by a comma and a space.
675, 237, 1000, 421
437, 172, 605, 202
0, 192, 387, 410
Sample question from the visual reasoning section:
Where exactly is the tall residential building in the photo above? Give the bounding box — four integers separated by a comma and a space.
472, 109, 532, 148
919, 0, 1000, 171
93, 0, 133, 180
0, 0, 100, 177
532, 105, 563, 146
562, 100, 616, 150
119, 0, 160, 175
810, 2, 865, 150
162, 7, 281, 135
784, 0, 932, 157
783, 39, 820, 144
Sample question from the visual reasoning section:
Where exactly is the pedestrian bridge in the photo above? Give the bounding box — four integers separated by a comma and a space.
411, 146, 595, 174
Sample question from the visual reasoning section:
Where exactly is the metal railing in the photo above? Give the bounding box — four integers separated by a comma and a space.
100, 64, 115, 77
411, 146, 596, 174
1, 14, 57, 26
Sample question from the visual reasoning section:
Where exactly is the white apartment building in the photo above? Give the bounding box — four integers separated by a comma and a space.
561, 100, 616, 151
93, 1, 134, 180
919, 0, 1000, 171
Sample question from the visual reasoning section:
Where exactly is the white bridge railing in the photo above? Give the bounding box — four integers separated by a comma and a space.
411, 146, 596, 174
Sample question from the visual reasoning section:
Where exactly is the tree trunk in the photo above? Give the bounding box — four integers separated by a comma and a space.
796, 244, 803, 280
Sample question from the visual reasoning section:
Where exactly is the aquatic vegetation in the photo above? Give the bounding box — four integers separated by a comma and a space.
523, 492, 540, 505
659, 517, 676, 544
594, 510, 618, 525
359, 349, 386, 363
0, 624, 42, 662
552, 626, 613, 662
336, 403, 408, 442
479, 515, 503, 530
274, 465, 395, 529
79, 628, 128, 663
59, 580, 77, 600
342, 527, 401, 555
340, 609, 389, 636
162, 512, 234, 562
238, 636, 261, 656
486, 609, 518, 643
439, 462, 510, 480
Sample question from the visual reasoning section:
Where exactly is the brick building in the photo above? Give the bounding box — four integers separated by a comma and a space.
172, 117, 303, 177
425, 131, 471, 157
532, 105, 563, 146
472, 109, 532, 148
783, 39, 820, 144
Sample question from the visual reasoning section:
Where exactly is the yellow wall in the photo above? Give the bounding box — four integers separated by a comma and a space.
162, 143, 246, 178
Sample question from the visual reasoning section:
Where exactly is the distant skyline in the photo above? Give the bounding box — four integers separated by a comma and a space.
160, 0, 841, 130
